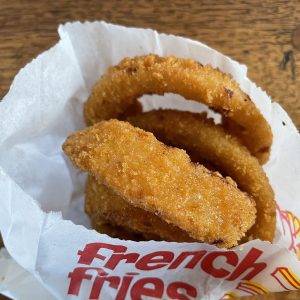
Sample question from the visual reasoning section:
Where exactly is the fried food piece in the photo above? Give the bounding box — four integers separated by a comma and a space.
221, 115, 271, 163
91, 216, 145, 241
63, 119, 256, 248
127, 110, 276, 242
119, 100, 143, 119
86, 175, 195, 242
84, 54, 272, 164
90, 214, 160, 241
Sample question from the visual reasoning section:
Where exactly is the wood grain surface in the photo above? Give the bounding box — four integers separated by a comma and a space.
0, 0, 299, 299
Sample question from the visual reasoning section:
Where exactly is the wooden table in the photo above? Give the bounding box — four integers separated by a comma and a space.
0, 0, 299, 299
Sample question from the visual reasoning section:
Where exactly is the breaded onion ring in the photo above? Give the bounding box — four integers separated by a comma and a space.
63, 119, 256, 248
88, 214, 160, 241
221, 115, 270, 163
86, 175, 195, 242
127, 109, 276, 242
84, 54, 272, 163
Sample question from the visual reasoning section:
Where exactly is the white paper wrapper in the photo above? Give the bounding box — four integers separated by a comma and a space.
1, 21, 300, 299
0, 248, 54, 299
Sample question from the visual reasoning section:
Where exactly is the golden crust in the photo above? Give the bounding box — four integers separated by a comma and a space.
86, 175, 195, 242
84, 54, 272, 163
89, 214, 160, 241
63, 119, 256, 248
127, 109, 276, 242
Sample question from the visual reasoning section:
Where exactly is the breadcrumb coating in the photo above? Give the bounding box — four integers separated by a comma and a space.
63, 119, 256, 248
84, 54, 272, 163
127, 109, 276, 242
89, 214, 160, 241
86, 175, 195, 242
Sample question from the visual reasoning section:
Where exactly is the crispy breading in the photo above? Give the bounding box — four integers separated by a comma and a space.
89, 214, 160, 241
127, 109, 276, 242
86, 175, 196, 242
63, 119, 256, 248
84, 54, 272, 163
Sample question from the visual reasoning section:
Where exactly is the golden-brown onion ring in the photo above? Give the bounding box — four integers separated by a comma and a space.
84, 54, 272, 164
86, 175, 195, 242
221, 115, 271, 163
127, 109, 276, 242
89, 214, 160, 241
63, 119, 256, 248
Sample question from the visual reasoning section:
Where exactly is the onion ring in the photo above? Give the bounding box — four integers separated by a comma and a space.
127, 109, 276, 242
84, 54, 272, 164
221, 115, 271, 163
86, 175, 195, 242
88, 214, 160, 241
63, 119, 256, 248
